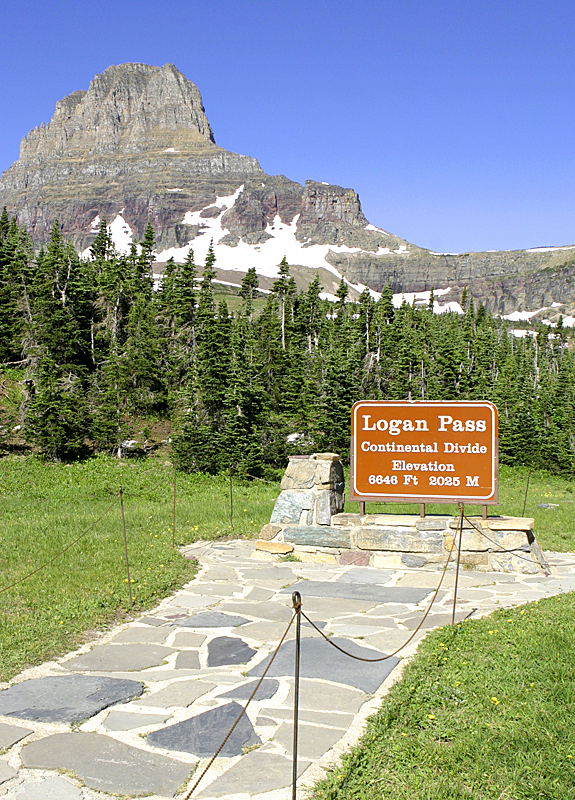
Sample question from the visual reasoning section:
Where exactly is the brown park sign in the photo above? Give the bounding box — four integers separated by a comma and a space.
351, 400, 498, 504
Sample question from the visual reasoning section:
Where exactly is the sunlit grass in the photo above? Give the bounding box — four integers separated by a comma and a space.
0, 453, 278, 681
312, 595, 575, 799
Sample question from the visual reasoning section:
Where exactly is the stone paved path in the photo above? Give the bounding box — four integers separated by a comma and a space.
1, 541, 575, 800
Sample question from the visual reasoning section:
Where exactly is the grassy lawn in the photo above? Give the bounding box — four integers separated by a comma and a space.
0, 454, 277, 682
311, 594, 575, 800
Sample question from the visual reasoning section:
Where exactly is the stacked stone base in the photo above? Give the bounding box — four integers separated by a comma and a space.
258, 514, 548, 574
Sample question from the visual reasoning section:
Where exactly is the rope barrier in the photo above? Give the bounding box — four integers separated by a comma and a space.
183, 510, 467, 797
299, 507, 462, 663
183, 610, 297, 798
0, 494, 119, 596
463, 514, 553, 571
462, 514, 575, 570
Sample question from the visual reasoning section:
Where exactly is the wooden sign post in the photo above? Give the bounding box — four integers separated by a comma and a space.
351, 401, 498, 512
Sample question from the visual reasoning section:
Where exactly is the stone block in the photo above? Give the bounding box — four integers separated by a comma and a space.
284, 526, 352, 548
361, 514, 419, 527
488, 517, 534, 532
357, 527, 443, 553
259, 523, 283, 541
312, 452, 341, 462
339, 551, 370, 566
281, 459, 317, 490
296, 551, 339, 565
313, 491, 344, 525
401, 553, 429, 567
443, 530, 490, 552
255, 540, 294, 554
372, 553, 406, 569
270, 491, 313, 524
489, 531, 530, 549
459, 551, 489, 567
314, 459, 345, 492
446, 529, 529, 552
416, 517, 450, 531
331, 513, 361, 527
448, 516, 484, 530
488, 552, 540, 574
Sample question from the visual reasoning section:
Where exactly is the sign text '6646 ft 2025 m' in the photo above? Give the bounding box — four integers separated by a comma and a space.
350, 401, 498, 504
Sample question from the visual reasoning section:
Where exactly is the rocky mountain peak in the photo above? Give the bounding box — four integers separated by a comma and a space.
19, 62, 215, 163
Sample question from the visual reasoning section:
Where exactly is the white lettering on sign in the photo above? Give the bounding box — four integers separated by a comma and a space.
362, 415, 429, 434
361, 441, 438, 453
352, 400, 497, 503
437, 415, 487, 432
444, 442, 487, 454
391, 460, 455, 473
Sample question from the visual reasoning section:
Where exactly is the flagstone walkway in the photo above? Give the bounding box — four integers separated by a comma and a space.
1, 540, 575, 800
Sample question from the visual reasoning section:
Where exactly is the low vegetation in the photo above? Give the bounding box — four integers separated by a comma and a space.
0, 454, 276, 682
312, 595, 575, 800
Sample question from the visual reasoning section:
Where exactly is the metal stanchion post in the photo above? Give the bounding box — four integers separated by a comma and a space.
172, 459, 177, 549
119, 487, 132, 608
522, 468, 532, 517
292, 591, 302, 800
229, 463, 234, 531
451, 503, 464, 626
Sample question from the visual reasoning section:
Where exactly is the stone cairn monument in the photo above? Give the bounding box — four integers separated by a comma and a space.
255, 453, 548, 574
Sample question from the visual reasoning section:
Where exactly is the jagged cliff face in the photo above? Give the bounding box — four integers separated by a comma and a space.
1, 62, 575, 317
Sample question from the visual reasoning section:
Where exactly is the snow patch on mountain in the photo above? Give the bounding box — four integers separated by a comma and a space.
503, 309, 543, 322
155, 186, 366, 284
525, 245, 575, 253
109, 214, 134, 253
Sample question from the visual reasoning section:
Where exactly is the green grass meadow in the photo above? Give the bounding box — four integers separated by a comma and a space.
0, 454, 277, 681
312, 595, 575, 800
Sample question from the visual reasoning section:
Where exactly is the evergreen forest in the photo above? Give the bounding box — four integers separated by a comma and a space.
1, 209, 574, 476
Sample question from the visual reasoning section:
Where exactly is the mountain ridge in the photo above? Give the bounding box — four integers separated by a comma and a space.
1, 62, 575, 321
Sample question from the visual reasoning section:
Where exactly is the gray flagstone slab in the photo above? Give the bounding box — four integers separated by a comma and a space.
207, 636, 257, 667
218, 600, 293, 622
103, 710, 171, 730
172, 631, 206, 647
0, 675, 143, 724
337, 567, 395, 585
133, 680, 216, 708
13, 775, 82, 799
197, 750, 310, 797
0, 760, 17, 785
148, 701, 259, 757
175, 650, 201, 669
279, 580, 429, 604
281, 678, 369, 713
0, 721, 33, 749
218, 679, 280, 701
64, 644, 174, 672
249, 637, 398, 693
176, 611, 249, 628
110, 626, 173, 644
21, 732, 191, 797
274, 721, 346, 757
261, 706, 354, 725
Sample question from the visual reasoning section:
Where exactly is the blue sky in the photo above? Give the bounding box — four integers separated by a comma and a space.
1, 0, 574, 253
